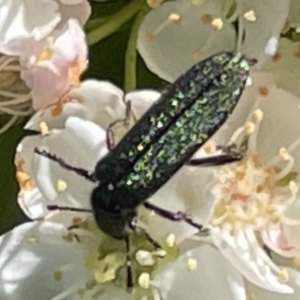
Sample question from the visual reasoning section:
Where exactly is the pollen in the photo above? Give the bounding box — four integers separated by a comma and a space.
27, 235, 39, 244
244, 122, 255, 134
15, 159, 33, 191
166, 233, 176, 247
207, 113, 300, 233
201, 14, 213, 24
136, 250, 155, 266
143, 31, 154, 43
278, 268, 289, 282
258, 86, 269, 96
39, 121, 49, 135
252, 109, 263, 122
293, 256, 300, 267
138, 272, 150, 289
244, 10, 256, 22
53, 270, 62, 281
56, 179, 67, 192
192, 49, 202, 60
147, 0, 161, 8
168, 13, 181, 24
91, 252, 126, 283
211, 18, 223, 30
278, 147, 290, 161
186, 258, 198, 270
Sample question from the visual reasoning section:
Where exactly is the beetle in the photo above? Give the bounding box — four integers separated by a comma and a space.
35, 51, 251, 288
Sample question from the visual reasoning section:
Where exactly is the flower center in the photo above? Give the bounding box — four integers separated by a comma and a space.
207, 109, 299, 232
65, 218, 177, 297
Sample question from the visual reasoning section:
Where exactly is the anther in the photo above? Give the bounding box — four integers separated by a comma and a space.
278, 147, 290, 161
56, 179, 67, 192
252, 109, 263, 122
166, 233, 176, 247
138, 272, 150, 289
186, 258, 198, 270
244, 10, 256, 22
244, 122, 255, 134
168, 13, 181, 24
135, 250, 155, 266
39, 121, 49, 135
289, 181, 298, 194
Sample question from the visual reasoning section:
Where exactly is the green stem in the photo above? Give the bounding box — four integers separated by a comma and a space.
86, 0, 145, 46
124, 11, 146, 91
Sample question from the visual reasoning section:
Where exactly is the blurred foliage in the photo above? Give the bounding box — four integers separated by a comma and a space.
0, 0, 163, 234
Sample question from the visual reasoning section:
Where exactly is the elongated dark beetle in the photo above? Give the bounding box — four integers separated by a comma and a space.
35, 51, 251, 288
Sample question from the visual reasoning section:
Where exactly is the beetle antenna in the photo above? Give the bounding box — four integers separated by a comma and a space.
47, 204, 92, 213
34, 148, 95, 182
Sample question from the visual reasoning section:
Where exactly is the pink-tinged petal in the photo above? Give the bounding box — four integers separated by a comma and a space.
211, 227, 293, 293
152, 243, 246, 300
261, 225, 300, 258
20, 19, 88, 110
24, 80, 125, 131
57, 0, 91, 27
0, 0, 90, 57
0, 0, 60, 55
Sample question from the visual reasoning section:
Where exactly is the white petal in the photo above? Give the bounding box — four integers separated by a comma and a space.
140, 166, 211, 244
247, 268, 300, 300
211, 71, 276, 146
152, 243, 246, 300
25, 79, 125, 131
0, 222, 91, 299
17, 117, 108, 223
32, 118, 103, 208
261, 225, 300, 258
255, 83, 300, 165
211, 227, 293, 293
263, 38, 300, 96
241, 0, 290, 65
0, 0, 60, 55
137, 0, 235, 81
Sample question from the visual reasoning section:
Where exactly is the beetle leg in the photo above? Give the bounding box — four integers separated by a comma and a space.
106, 100, 132, 150
124, 234, 134, 292
143, 202, 206, 232
34, 148, 95, 182
186, 151, 242, 167
127, 212, 161, 249
187, 143, 242, 167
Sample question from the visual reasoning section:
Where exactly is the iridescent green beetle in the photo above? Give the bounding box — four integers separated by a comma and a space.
35, 52, 251, 289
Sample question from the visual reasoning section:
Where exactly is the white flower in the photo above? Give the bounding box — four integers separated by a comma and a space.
8, 78, 251, 299
20, 19, 88, 110
137, 0, 289, 81
0, 220, 248, 299
9, 74, 300, 298
188, 72, 300, 293
0, 0, 91, 56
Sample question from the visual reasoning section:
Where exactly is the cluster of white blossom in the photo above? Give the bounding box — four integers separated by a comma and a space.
1, 0, 300, 299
